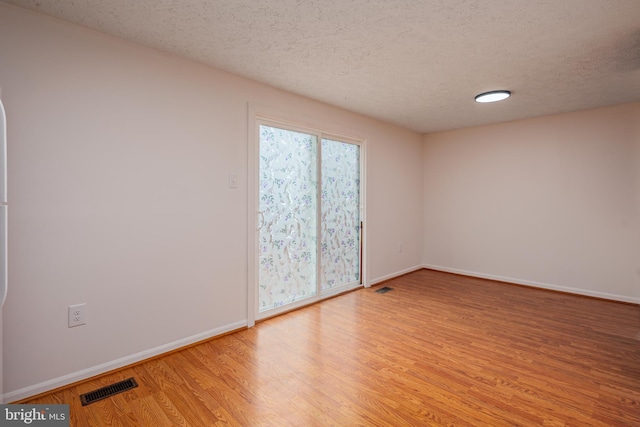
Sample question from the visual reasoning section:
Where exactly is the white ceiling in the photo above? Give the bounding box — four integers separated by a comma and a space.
6, 0, 640, 133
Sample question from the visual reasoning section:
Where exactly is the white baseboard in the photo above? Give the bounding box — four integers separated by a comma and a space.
422, 264, 640, 304
3, 320, 248, 403
368, 264, 425, 287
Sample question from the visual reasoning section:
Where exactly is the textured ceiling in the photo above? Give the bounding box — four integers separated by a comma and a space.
5, 0, 640, 133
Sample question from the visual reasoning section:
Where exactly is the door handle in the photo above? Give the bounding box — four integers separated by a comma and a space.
257, 211, 265, 231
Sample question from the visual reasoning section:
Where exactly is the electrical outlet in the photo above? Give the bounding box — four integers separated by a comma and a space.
68, 303, 87, 328
398, 242, 404, 253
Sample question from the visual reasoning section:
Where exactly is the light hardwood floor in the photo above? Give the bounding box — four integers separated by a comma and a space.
24, 269, 640, 426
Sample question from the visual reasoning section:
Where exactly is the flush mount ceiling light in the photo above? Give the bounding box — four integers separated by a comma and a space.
475, 90, 511, 103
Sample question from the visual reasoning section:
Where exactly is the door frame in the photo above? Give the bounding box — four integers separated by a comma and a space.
246, 103, 367, 326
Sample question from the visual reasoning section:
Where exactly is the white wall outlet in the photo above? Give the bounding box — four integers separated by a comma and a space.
68, 303, 87, 328
398, 242, 404, 253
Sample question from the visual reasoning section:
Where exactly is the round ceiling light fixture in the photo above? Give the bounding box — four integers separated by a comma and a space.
475, 90, 511, 103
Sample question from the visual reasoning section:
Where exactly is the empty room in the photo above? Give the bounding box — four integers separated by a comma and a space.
0, 0, 639, 425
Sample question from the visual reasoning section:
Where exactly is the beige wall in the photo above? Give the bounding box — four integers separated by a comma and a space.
423, 103, 640, 302
0, 3, 424, 399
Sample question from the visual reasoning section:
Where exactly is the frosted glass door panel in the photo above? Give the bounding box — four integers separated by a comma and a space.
258, 125, 318, 312
320, 139, 360, 290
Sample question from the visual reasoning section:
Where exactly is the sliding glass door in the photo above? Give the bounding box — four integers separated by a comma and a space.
258, 125, 319, 311
320, 138, 361, 291
257, 122, 361, 317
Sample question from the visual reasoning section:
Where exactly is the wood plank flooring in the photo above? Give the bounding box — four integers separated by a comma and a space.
24, 269, 640, 426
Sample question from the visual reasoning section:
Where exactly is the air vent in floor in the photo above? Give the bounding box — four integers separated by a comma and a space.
80, 377, 138, 406
375, 286, 393, 294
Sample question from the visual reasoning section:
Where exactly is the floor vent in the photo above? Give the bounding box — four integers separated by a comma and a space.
375, 286, 393, 294
80, 378, 138, 406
